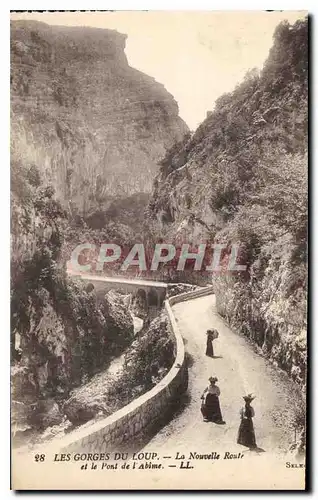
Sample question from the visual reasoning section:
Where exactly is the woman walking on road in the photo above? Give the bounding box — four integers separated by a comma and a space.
237, 394, 257, 449
205, 329, 218, 357
201, 376, 226, 424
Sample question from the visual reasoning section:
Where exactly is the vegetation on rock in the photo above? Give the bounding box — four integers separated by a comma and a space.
62, 314, 174, 426
148, 19, 308, 398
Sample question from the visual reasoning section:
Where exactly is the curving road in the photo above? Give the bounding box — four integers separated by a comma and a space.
144, 294, 302, 458
13, 290, 305, 489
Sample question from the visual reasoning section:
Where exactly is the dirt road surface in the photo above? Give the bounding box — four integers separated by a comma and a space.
144, 294, 302, 457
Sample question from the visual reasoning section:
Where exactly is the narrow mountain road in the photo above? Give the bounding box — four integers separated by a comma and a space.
13, 293, 305, 489
144, 294, 302, 457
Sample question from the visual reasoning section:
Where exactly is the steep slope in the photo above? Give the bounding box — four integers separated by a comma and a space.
11, 20, 188, 218
11, 166, 134, 436
148, 19, 308, 388
11, 20, 189, 438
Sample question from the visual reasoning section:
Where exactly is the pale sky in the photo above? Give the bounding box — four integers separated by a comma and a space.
11, 11, 306, 129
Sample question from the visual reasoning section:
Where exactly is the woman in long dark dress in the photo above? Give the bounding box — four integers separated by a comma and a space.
237, 394, 257, 449
206, 329, 218, 357
201, 377, 225, 424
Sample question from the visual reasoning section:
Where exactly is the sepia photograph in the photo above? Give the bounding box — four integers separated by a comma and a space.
10, 9, 308, 490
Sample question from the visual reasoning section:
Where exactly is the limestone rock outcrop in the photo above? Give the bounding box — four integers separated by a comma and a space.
11, 20, 188, 215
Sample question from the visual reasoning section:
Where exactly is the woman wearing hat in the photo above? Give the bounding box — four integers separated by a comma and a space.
237, 394, 257, 449
206, 329, 218, 357
200, 376, 225, 424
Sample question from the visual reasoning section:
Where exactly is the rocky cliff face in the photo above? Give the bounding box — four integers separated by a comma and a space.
11, 134, 135, 437
11, 259, 135, 435
148, 19, 308, 390
11, 20, 188, 216
11, 20, 188, 441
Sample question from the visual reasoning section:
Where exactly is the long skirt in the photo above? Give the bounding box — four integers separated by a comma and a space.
206, 339, 214, 357
201, 394, 223, 422
237, 418, 257, 448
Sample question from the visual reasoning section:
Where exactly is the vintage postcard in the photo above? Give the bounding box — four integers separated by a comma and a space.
10, 10, 308, 490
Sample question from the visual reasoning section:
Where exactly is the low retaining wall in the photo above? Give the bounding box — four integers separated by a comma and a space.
60, 285, 214, 454
169, 285, 214, 306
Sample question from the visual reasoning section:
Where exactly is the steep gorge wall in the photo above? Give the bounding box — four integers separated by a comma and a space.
148, 19, 308, 390
11, 20, 188, 214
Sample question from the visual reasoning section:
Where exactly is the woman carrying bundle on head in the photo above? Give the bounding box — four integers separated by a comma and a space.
205, 329, 218, 357
200, 376, 226, 424
237, 394, 257, 449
